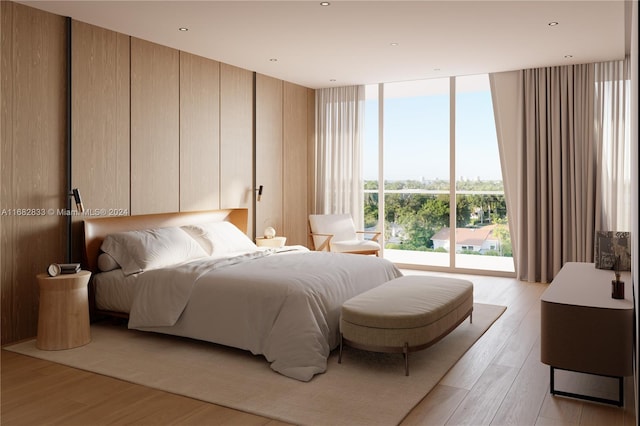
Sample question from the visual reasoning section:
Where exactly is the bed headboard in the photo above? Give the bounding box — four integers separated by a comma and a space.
83, 209, 248, 273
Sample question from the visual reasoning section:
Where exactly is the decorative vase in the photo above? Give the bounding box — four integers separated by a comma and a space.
611, 279, 625, 299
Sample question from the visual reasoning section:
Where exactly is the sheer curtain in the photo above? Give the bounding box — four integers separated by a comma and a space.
314, 85, 365, 229
492, 64, 598, 283
595, 59, 631, 232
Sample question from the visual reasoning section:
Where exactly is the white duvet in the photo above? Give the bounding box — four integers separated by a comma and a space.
124, 250, 402, 381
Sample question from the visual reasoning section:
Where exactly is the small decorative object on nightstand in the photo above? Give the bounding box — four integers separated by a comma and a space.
263, 226, 276, 239
36, 270, 91, 350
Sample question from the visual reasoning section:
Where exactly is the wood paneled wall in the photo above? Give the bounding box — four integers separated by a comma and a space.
1, 2, 315, 344
71, 21, 130, 259
179, 52, 220, 212
255, 74, 284, 237
220, 63, 254, 236
130, 38, 180, 215
283, 82, 312, 245
1, 2, 67, 344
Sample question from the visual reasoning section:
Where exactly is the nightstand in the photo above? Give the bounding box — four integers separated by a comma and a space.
36, 270, 91, 350
255, 236, 287, 248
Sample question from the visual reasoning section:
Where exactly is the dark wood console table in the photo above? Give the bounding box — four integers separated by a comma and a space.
540, 262, 633, 406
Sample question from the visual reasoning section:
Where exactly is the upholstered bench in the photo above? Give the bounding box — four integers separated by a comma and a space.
338, 275, 473, 375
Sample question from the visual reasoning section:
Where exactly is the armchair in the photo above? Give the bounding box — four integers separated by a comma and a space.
308, 214, 381, 256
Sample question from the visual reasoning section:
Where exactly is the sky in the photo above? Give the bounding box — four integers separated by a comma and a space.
363, 75, 502, 182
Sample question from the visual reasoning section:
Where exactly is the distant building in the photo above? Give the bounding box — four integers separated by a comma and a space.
431, 225, 501, 253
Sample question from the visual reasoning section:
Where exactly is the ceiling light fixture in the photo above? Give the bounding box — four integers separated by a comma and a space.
390, 42, 399, 46
548, 22, 559, 26
564, 54, 573, 58
329, 79, 336, 82
178, 27, 189, 32
320, 2, 330, 6
269, 58, 278, 62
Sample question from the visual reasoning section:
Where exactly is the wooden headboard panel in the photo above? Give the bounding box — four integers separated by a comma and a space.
83, 209, 248, 273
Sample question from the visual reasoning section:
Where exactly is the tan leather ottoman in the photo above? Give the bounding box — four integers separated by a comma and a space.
339, 275, 473, 375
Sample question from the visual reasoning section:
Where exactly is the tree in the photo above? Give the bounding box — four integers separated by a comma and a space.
363, 179, 512, 256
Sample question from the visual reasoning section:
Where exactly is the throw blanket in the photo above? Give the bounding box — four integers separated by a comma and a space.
127, 251, 401, 381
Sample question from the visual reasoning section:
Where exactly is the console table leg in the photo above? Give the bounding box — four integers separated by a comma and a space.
618, 376, 624, 406
549, 366, 624, 407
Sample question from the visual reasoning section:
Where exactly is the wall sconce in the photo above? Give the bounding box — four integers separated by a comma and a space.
71, 188, 84, 213
66, 188, 83, 263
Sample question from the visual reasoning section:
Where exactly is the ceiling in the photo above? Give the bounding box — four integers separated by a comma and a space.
21, 1, 628, 89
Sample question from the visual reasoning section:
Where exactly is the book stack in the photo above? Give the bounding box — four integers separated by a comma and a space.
60, 263, 81, 274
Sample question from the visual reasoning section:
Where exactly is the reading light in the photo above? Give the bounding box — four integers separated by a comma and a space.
65, 188, 84, 264
70, 188, 84, 213
256, 185, 264, 202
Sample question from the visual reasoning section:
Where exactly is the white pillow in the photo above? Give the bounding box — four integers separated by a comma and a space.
181, 221, 257, 255
101, 227, 208, 276
98, 252, 120, 272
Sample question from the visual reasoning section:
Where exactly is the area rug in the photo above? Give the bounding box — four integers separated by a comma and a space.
6, 303, 505, 426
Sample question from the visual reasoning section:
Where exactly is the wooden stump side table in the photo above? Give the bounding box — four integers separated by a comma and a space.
36, 270, 91, 350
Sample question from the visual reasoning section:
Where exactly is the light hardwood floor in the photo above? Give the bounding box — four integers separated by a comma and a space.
1, 272, 636, 425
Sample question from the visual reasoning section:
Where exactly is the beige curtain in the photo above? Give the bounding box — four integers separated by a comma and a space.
314, 86, 365, 229
489, 71, 523, 278
492, 65, 597, 283
595, 59, 631, 232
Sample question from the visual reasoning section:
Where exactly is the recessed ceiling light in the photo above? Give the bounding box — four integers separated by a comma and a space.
178, 27, 189, 32
564, 55, 573, 58
548, 22, 559, 26
269, 58, 278, 62
329, 79, 336, 82
390, 42, 399, 46
320, 2, 330, 6
433, 68, 441, 72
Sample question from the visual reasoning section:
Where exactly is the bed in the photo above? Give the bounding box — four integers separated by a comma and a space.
83, 209, 402, 381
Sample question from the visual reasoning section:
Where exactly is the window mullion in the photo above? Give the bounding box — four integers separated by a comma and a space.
449, 76, 456, 269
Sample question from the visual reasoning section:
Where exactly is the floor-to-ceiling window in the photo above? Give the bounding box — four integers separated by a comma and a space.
364, 74, 514, 274
454, 75, 512, 272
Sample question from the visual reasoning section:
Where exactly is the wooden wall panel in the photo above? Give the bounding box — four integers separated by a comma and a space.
72, 21, 130, 216
283, 82, 310, 246
255, 74, 283, 237
1, 2, 67, 344
220, 63, 253, 235
130, 38, 179, 215
179, 52, 220, 212
71, 21, 130, 260
307, 88, 316, 248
